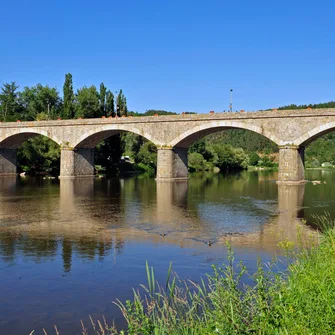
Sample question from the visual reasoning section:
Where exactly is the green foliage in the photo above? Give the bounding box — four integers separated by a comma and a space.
305, 133, 335, 166
19, 84, 61, 121
258, 155, 276, 168
17, 136, 60, 175
122, 133, 144, 158
206, 129, 278, 153
188, 152, 212, 171
36, 112, 49, 121
95, 136, 123, 177
208, 143, 249, 171
143, 109, 177, 116
0, 82, 20, 121
312, 212, 335, 232
189, 139, 211, 160
106, 90, 115, 117
189, 141, 249, 172
278, 101, 335, 110
124, 110, 177, 117
267, 230, 335, 334
305, 158, 320, 168
75, 86, 100, 118
63, 73, 74, 119
116, 89, 127, 117
248, 152, 260, 166
127, 110, 142, 116
137, 141, 157, 169
99, 83, 107, 117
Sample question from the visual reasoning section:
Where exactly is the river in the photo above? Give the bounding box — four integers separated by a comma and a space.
0, 170, 332, 334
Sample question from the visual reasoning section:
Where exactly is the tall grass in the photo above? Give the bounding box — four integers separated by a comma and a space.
114, 231, 335, 334
114, 246, 281, 335
31, 217, 335, 334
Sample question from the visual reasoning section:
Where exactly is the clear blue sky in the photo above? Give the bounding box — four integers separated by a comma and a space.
1, 0, 334, 113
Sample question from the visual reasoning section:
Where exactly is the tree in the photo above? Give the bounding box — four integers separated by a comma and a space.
122, 133, 144, 158
116, 89, 127, 117
207, 144, 248, 171
249, 152, 260, 166
189, 139, 212, 160
95, 136, 123, 176
17, 135, 60, 175
99, 83, 107, 117
278, 101, 335, 110
106, 90, 115, 117
137, 141, 157, 168
188, 152, 212, 171
144, 109, 177, 116
63, 73, 74, 119
0, 82, 19, 121
18, 84, 61, 121
205, 129, 277, 153
75, 86, 100, 118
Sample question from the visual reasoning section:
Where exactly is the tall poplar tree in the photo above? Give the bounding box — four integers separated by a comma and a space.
99, 83, 107, 117
63, 73, 74, 119
106, 90, 115, 117
0, 82, 19, 121
116, 89, 127, 117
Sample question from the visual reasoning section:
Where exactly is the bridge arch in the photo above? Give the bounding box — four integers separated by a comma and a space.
157, 120, 280, 181
0, 128, 62, 176
294, 121, 335, 147
72, 124, 162, 148
0, 128, 62, 148
60, 124, 162, 179
168, 121, 281, 148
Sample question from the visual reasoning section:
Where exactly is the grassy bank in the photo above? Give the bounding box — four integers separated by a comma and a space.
33, 216, 335, 335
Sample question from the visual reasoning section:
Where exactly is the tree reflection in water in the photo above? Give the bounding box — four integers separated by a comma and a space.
0, 173, 314, 273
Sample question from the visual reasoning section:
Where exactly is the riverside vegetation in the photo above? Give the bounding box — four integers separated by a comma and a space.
1, 77, 335, 176
31, 214, 335, 334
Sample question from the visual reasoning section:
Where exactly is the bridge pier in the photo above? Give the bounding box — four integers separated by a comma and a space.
277, 145, 305, 184
0, 148, 17, 175
156, 147, 188, 180
60, 147, 95, 178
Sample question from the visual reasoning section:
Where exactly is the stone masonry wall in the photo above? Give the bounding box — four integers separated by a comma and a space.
0, 149, 17, 175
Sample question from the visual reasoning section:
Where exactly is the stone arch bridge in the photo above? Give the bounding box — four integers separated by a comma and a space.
1, 108, 335, 184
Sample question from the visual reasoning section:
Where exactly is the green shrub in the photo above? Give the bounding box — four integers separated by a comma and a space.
188, 152, 213, 171
248, 152, 260, 166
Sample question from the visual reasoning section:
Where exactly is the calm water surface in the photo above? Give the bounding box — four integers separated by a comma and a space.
0, 170, 332, 334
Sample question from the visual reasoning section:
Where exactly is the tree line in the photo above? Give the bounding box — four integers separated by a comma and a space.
0, 75, 128, 122
278, 101, 335, 110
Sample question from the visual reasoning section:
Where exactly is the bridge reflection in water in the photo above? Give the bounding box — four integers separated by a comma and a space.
0, 176, 315, 273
